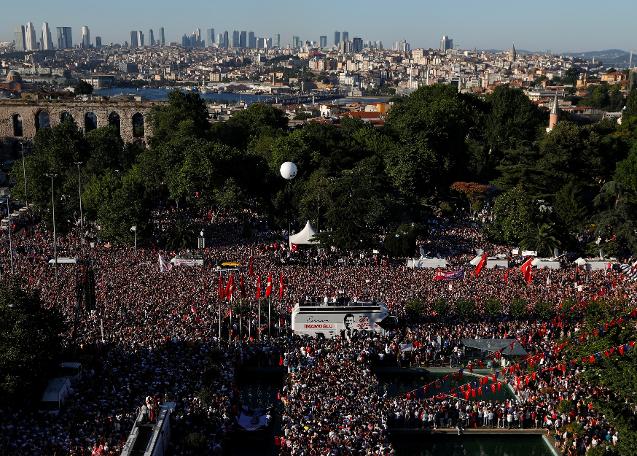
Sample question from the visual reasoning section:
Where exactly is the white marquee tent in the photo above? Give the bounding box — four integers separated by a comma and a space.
407, 257, 448, 269
289, 221, 320, 248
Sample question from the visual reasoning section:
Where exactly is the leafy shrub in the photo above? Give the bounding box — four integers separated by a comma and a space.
510, 298, 528, 319
485, 298, 502, 318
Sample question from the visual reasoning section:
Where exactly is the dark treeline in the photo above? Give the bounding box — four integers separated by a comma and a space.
11, 85, 637, 256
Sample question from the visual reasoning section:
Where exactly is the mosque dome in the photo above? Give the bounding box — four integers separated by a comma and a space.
7, 70, 22, 82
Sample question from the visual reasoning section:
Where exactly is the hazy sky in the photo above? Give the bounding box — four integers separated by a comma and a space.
2, 0, 636, 52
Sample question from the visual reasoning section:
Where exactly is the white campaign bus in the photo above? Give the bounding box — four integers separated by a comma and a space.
291, 301, 392, 338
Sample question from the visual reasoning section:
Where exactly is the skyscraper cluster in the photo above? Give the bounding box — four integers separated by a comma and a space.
13, 22, 97, 50
129, 28, 165, 48
181, 28, 204, 48
204, 27, 268, 49
440, 35, 454, 52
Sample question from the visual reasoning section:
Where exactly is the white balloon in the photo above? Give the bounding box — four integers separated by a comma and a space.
280, 161, 298, 180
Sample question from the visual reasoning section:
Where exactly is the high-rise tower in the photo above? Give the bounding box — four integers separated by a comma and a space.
57, 27, 73, 49
440, 35, 453, 52
81, 26, 90, 48
206, 28, 215, 47
334, 31, 340, 46
41, 22, 53, 50
14, 25, 26, 51
130, 31, 139, 47
25, 22, 38, 51
159, 27, 166, 46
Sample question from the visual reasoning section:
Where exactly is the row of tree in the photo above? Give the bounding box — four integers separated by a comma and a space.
10, 85, 637, 255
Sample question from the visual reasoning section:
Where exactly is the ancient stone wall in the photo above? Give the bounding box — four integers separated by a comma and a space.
0, 99, 161, 145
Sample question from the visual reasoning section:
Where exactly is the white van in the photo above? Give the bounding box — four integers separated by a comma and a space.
41, 377, 72, 413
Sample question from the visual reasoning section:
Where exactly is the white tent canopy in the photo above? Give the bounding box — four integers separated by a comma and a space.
407, 257, 448, 269
289, 220, 319, 248
532, 258, 562, 270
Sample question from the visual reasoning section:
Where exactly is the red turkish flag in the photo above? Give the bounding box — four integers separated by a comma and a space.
265, 274, 273, 298
521, 257, 534, 284
225, 273, 235, 301
240, 274, 246, 298
475, 252, 488, 277
256, 276, 262, 299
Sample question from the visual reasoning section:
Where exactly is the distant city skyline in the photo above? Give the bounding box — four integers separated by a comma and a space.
1, 0, 636, 52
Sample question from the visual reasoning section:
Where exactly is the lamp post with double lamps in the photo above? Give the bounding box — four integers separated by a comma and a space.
74, 162, 84, 235
44, 173, 58, 276
5, 195, 14, 275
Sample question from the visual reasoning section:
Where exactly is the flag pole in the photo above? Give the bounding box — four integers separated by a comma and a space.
229, 297, 233, 342
268, 296, 271, 338
239, 298, 243, 339
218, 300, 222, 343
258, 298, 261, 340
248, 300, 252, 339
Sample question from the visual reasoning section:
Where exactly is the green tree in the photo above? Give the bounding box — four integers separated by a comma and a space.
148, 90, 211, 147
405, 299, 426, 321
0, 280, 64, 403
11, 119, 89, 232
212, 103, 288, 150
485, 86, 543, 154
563, 306, 637, 456
488, 185, 539, 245
625, 89, 637, 117
83, 166, 152, 244
74, 80, 93, 95
615, 143, 637, 193
298, 168, 333, 231
522, 222, 560, 256
385, 84, 480, 194
383, 224, 422, 257
85, 126, 126, 176
318, 155, 398, 250
553, 180, 590, 230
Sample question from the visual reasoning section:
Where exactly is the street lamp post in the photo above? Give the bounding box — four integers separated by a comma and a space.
45, 173, 58, 276
74, 162, 84, 235
6, 196, 14, 275
130, 225, 137, 250
21, 143, 28, 207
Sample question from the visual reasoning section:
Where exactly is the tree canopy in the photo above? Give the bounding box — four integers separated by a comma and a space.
0, 281, 64, 403
10, 85, 637, 254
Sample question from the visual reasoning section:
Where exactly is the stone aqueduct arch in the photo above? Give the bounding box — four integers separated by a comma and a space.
0, 99, 159, 144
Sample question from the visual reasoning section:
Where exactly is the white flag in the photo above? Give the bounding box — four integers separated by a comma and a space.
159, 254, 172, 272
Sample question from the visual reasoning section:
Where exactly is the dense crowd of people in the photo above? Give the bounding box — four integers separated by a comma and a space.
0, 210, 635, 455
